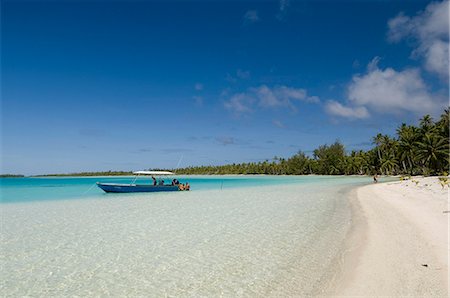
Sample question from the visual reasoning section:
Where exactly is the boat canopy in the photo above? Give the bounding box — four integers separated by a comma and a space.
133, 171, 175, 175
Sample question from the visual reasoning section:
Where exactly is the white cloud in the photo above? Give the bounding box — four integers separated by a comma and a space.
325, 101, 369, 119
224, 93, 254, 114
325, 57, 445, 119
244, 10, 259, 24
348, 58, 439, 114
224, 85, 319, 114
422, 39, 449, 79
194, 83, 203, 91
367, 56, 381, 72
254, 85, 319, 109
254, 85, 281, 108
387, 0, 449, 79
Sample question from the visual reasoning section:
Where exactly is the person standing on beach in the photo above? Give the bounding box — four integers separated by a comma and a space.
373, 174, 378, 183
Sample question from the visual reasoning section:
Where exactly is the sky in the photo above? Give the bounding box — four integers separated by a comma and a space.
1, 0, 449, 175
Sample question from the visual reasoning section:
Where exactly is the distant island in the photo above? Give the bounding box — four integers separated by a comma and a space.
3, 109, 448, 178
0, 174, 25, 178
35, 171, 134, 177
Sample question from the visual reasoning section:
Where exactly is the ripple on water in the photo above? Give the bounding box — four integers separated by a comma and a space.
1, 180, 363, 296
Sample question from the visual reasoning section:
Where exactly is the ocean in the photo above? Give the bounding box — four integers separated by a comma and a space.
1, 175, 370, 296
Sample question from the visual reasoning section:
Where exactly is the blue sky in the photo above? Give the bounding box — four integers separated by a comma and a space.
1, 0, 449, 175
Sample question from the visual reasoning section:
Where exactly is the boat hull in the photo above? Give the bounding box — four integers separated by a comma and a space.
96, 183, 180, 193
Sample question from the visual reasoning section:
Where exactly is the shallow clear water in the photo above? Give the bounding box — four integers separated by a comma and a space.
1, 175, 370, 296
1, 175, 331, 203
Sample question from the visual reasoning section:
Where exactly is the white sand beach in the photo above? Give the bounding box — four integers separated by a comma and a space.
336, 177, 449, 296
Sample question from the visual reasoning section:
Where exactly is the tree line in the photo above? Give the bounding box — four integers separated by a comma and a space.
0, 174, 25, 178
36, 171, 134, 177
174, 109, 449, 176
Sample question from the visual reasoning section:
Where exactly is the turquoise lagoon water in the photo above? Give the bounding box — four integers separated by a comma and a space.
1, 175, 349, 203
1, 175, 371, 296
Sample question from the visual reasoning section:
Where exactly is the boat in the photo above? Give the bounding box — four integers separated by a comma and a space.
96, 170, 188, 193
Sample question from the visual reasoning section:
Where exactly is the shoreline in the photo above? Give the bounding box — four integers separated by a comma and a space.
4, 174, 398, 178
334, 177, 449, 296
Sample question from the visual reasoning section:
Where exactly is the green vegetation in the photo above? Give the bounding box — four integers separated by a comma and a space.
36, 170, 133, 177
438, 176, 449, 189
175, 109, 449, 176
0, 174, 25, 178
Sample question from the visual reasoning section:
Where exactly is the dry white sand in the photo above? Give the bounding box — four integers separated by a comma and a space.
335, 177, 449, 296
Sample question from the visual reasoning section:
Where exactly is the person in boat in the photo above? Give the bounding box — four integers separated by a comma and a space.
152, 176, 157, 186
159, 179, 164, 186
178, 183, 185, 191
171, 179, 180, 186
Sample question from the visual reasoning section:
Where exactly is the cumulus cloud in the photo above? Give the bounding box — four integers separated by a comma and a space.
422, 39, 449, 78
325, 101, 369, 119
224, 93, 255, 114
224, 85, 320, 114
244, 10, 259, 24
348, 58, 439, 114
367, 56, 381, 72
254, 85, 319, 109
325, 57, 445, 119
387, 0, 449, 79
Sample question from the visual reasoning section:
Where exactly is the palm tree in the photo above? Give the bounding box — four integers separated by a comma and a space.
397, 124, 417, 174
353, 151, 368, 175
373, 133, 384, 161
345, 155, 360, 175
419, 115, 436, 135
380, 153, 399, 175
415, 133, 449, 174
437, 108, 449, 138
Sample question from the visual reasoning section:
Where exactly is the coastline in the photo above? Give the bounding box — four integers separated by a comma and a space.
334, 177, 449, 296
3, 175, 448, 295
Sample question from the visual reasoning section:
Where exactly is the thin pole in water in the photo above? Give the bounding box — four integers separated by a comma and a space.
131, 174, 139, 185
83, 183, 97, 195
